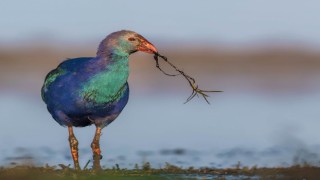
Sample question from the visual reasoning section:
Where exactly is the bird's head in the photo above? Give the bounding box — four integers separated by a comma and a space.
97, 30, 158, 57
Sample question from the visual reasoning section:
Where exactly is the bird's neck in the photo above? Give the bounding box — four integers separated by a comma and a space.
78, 50, 130, 104
97, 48, 129, 60
96, 49, 130, 79
97, 49, 130, 86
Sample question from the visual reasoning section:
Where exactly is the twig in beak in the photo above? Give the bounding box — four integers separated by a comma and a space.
154, 52, 223, 104
154, 54, 179, 76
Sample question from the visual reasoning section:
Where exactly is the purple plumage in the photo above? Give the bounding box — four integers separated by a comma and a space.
41, 30, 158, 170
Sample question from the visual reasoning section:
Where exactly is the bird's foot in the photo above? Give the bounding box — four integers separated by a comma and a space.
68, 126, 81, 171
92, 154, 102, 171
91, 126, 102, 171
74, 163, 81, 171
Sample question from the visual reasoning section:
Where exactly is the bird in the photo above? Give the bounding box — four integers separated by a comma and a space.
41, 30, 158, 170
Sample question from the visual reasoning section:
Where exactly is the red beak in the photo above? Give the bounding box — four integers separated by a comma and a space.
137, 38, 158, 54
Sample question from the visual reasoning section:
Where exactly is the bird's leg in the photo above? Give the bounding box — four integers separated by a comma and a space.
91, 126, 102, 170
68, 126, 81, 170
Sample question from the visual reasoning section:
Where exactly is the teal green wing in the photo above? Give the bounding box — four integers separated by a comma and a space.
41, 67, 66, 101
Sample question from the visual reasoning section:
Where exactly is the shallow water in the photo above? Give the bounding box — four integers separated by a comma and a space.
1, 90, 320, 169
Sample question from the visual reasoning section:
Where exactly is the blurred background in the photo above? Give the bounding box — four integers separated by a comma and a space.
1, 0, 320, 169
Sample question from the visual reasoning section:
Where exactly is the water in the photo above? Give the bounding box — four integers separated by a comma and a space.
1, 90, 320, 169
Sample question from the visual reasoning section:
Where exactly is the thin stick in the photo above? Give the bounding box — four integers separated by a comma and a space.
154, 54, 179, 76
154, 52, 223, 104
83, 160, 91, 170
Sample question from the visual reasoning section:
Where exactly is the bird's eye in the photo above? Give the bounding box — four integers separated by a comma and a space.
128, 37, 136, 41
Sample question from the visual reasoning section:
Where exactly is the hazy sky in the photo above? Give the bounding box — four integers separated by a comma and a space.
1, 0, 320, 44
